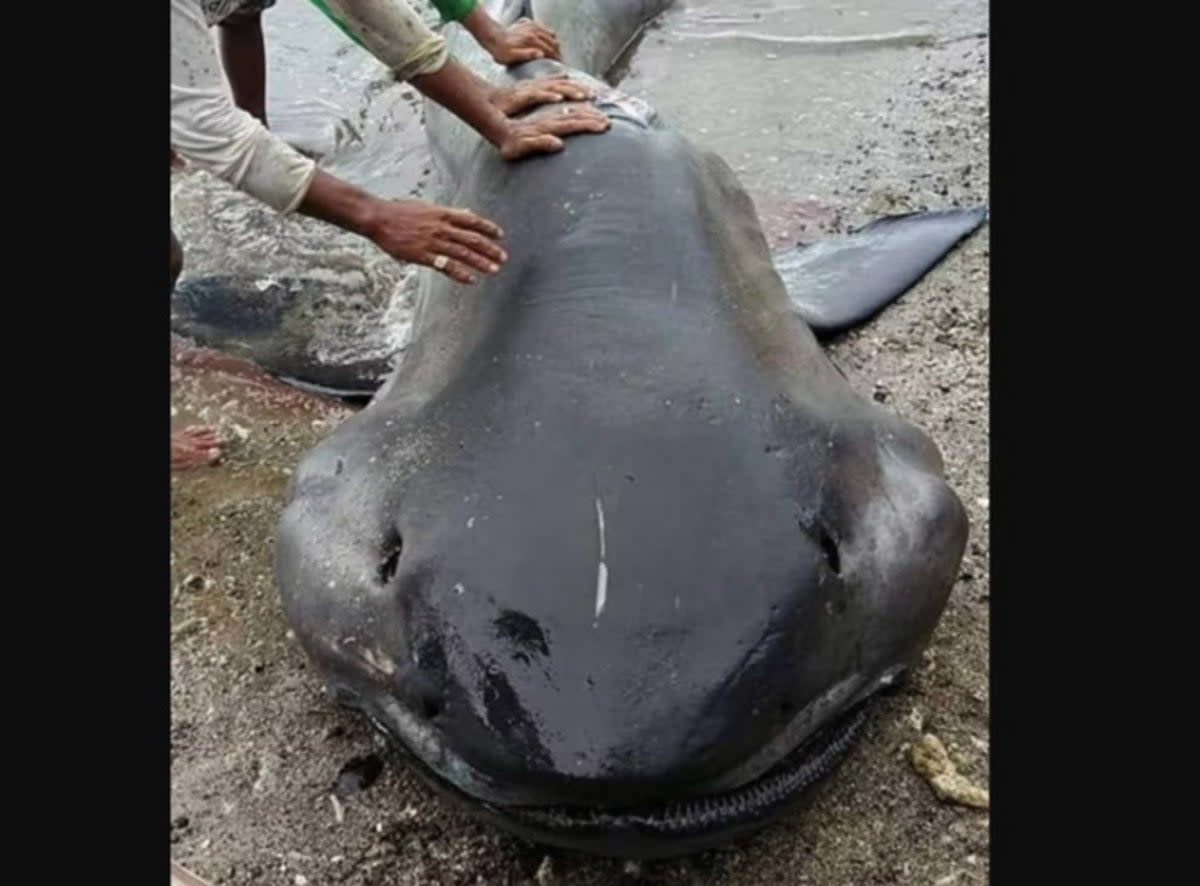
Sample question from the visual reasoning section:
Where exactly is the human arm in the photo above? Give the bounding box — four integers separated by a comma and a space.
314, 0, 561, 64
170, 0, 504, 282
297, 171, 506, 284
411, 61, 608, 159
320, 1, 607, 157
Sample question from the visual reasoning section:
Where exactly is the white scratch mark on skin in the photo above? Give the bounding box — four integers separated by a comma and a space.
454, 583, 465, 595
671, 281, 678, 303
595, 563, 608, 620
595, 498, 608, 619
596, 498, 607, 559
467, 516, 475, 528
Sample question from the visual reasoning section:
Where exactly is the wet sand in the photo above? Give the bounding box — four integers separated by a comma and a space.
170, 2, 989, 883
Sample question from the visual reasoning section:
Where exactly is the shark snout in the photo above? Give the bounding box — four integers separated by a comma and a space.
347, 524, 849, 810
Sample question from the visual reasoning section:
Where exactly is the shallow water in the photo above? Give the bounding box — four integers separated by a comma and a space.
170, 0, 987, 371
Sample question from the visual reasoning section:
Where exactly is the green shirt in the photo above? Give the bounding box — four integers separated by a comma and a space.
428, 0, 478, 22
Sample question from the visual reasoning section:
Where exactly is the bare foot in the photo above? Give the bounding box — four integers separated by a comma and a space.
171, 426, 222, 471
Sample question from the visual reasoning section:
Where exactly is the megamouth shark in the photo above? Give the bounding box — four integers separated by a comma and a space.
270, 0, 986, 858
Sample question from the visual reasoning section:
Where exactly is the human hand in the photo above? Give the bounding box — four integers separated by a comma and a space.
491, 73, 593, 117
364, 199, 507, 285
497, 101, 611, 161
480, 17, 562, 65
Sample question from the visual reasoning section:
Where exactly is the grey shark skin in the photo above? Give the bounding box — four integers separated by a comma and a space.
275, 0, 974, 858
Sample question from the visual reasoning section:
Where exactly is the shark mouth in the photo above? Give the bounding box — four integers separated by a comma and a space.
370, 698, 874, 856
490, 701, 872, 845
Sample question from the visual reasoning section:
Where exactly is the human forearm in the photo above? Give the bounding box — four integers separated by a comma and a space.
216, 12, 268, 124
310, 0, 601, 160
296, 170, 507, 286
410, 59, 510, 147
294, 170, 379, 237
459, 3, 502, 46
320, 0, 450, 79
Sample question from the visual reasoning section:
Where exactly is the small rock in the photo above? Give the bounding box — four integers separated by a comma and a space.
294, 876, 309, 886
910, 734, 989, 809
365, 841, 393, 859
177, 574, 206, 593
535, 855, 555, 885
172, 617, 207, 640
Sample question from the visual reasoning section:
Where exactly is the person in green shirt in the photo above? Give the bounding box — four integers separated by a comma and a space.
213, 0, 564, 129
313, 0, 563, 64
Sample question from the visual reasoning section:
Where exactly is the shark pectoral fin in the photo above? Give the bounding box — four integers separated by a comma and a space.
171, 273, 399, 400
771, 206, 988, 338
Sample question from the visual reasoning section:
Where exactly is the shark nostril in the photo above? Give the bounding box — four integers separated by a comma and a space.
800, 517, 842, 576
421, 696, 443, 719
816, 523, 841, 576
821, 538, 841, 575
378, 531, 403, 585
